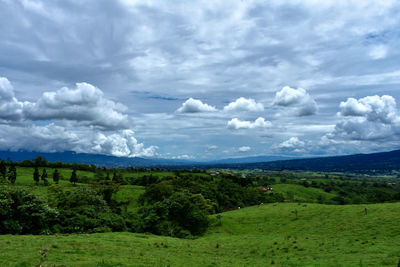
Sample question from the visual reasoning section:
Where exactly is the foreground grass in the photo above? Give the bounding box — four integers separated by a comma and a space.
1, 202, 400, 266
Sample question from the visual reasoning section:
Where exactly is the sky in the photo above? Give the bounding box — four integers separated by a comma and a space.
1, 0, 400, 160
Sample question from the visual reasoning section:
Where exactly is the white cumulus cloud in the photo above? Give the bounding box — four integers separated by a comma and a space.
227, 117, 271, 130
273, 86, 318, 116
328, 95, 400, 141
0, 77, 158, 158
223, 97, 264, 112
339, 95, 398, 124
0, 77, 24, 122
278, 137, 305, 149
177, 98, 217, 113
0, 124, 158, 157
89, 129, 158, 157
238, 146, 251, 152
23, 82, 132, 130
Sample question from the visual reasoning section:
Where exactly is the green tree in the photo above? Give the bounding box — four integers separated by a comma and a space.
57, 187, 125, 232
0, 160, 6, 181
93, 180, 120, 205
0, 187, 58, 234
139, 181, 174, 204
41, 169, 48, 186
7, 165, 16, 184
33, 167, 40, 185
70, 169, 78, 185
34, 156, 48, 167
138, 192, 210, 237
112, 170, 123, 184
52, 169, 60, 184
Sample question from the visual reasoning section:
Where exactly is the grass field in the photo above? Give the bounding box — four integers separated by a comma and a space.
114, 185, 145, 212
272, 183, 337, 202
2, 167, 399, 266
9, 167, 209, 186
1, 202, 399, 266
12, 167, 97, 185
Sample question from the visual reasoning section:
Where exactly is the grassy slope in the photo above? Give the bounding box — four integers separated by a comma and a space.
272, 183, 337, 202
1, 202, 400, 266
2, 168, 399, 266
114, 185, 145, 212
13, 167, 96, 185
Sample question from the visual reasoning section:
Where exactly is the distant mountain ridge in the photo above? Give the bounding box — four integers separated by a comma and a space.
0, 150, 294, 168
1, 149, 400, 172
205, 149, 400, 173
0, 151, 191, 168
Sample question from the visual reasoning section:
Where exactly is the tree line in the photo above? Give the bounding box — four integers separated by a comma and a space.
0, 162, 282, 237
3, 156, 400, 238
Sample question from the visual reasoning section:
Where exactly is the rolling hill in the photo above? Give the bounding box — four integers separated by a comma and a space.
1, 202, 399, 266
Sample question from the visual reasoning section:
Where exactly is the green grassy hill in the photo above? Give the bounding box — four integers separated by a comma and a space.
1, 202, 399, 266
12, 167, 96, 185
272, 183, 337, 202
2, 166, 400, 266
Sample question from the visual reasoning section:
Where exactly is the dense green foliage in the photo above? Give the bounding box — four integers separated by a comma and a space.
134, 191, 211, 237
0, 187, 57, 234
0, 160, 6, 180
55, 186, 126, 233
7, 165, 17, 184
1, 156, 400, 239
124, 173, 284, 237
0, 186, 125, 234
0, 162, 285, 237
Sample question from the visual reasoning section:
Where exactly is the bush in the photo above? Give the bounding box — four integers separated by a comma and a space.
57, 187, 126, 233
0, 187, 58, 234
136, 192, 210, 237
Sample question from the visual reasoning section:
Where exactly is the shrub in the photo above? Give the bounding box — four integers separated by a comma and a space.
57, 187, 126, 233
0, 187, 58, 234
136, 192, 210, 237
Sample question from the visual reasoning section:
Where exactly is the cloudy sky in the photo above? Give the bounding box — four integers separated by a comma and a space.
1, 0, 400, 160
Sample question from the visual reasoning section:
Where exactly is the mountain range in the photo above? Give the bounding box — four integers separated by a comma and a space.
1, 149, 400, 173
0, 151, 291, 168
